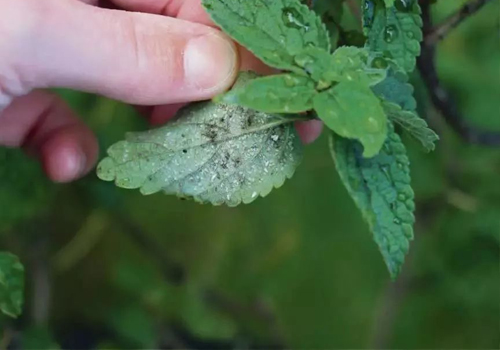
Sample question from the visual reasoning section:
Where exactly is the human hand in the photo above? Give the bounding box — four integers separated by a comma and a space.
0, 0, 322, 183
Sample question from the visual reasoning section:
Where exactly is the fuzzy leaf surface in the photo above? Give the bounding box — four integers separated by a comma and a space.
330, 125, 415, 278
365, 0, 423, 72
219, 73, 317, 113
384, 102, 439, 152
202, 0, 330, 72
314, 81, 388, 157
372, 65, 417, 111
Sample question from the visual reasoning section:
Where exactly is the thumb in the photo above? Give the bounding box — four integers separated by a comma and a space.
9, 0, 238, 105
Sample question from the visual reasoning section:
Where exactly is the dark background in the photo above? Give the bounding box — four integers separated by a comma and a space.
1, 0, 499, 348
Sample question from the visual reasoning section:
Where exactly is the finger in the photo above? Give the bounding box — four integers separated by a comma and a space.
296, 120, 324, 145
109, 0, 212, 24
11, 0, 238, 105
110, 0, 322, 143
0, 91, 98, 182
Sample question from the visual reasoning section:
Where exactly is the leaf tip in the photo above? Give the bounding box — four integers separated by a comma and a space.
96, 157, 116, 182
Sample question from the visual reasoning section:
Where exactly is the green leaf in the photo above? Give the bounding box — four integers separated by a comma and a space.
97, 75, 304, 207
372, 65, 417, 111
365, 0, 423, 72
384, 0, 395, 7
219, 73, 317, 113
314, 81, 388, 157
383, 102, 439, 152
329, 46, 387, 85
330, 125, 415, 279
312, 0, 344, 48
0, 252, 24, 318
294, 46, 387, 88
202, 0, 330, 73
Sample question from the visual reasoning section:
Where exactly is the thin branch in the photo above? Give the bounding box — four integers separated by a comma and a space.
115, 211, 287, 348
425, 0, 494, 45
115, 212, 186, 285
418, 0, 500, 146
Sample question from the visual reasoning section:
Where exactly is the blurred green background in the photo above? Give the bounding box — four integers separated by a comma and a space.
1, 1, 499, 348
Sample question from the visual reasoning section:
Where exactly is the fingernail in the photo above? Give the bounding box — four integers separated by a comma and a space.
184, 32, 238, 94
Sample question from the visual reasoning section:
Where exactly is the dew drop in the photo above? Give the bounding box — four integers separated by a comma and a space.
384, 25, 399, 43
395, 0, 414, 12
282, 8, 309, 31
402, 223, 414, 239
363, 0, 375, 29
371, 57, 388, 69
284, 74, 297, 87
366, 117, 380, 132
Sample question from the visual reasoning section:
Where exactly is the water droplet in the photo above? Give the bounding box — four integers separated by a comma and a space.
402, 223, 413, 238
294, 53, 313, 68
282, 8, 309, 31
381, 165, 391, 180
366, 117, 380, 132
371, 57, 388, 69
384, 25, 399, 43
363, 0, 375, 29
395, 0, 414, 12
393, 217, 401, 224
284, 74, 297, 87
389, 245, 400, 254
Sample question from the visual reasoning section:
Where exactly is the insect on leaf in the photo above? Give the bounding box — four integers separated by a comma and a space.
330, 125, 415, 279
97, 73, 304, 207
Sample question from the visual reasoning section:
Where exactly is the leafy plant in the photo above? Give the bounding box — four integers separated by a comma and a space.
0, 252, 24, 318
97, 0, 440, 279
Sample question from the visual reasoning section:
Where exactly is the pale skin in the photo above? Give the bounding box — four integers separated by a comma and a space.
0, 0, 323, 183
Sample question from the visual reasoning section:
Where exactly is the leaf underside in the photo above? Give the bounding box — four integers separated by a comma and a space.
330, 125, 415, 279
97, 98, 303, 207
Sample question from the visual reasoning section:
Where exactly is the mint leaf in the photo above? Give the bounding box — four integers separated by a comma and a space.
330, 125, 415, 279
365, 0, 422, 72
312, 0, 343, 48
0, 252, 24, 318
295, 46, 387, 87
202, 0, 330, 73
383, 102, 439, 152
384, 0, 395, 7
314, 81, 388, 157
329, 46, 387, 86
97, 75, 304, 206
372, 65, 417, 111
219, 73, 317, 113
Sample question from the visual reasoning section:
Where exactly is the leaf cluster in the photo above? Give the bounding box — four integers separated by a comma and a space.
97, 0, 441, 278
